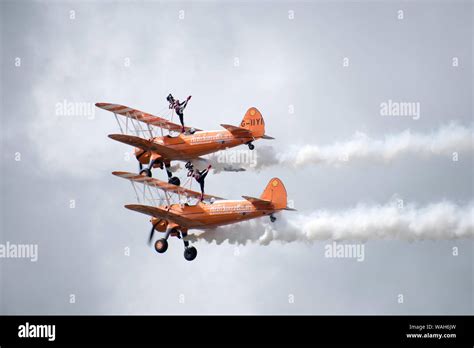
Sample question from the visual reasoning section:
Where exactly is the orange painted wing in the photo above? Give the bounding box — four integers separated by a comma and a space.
108, 134, 182, 159
96, 103, 201, 132
124, 204, 203, 228
112, 171, 224, 201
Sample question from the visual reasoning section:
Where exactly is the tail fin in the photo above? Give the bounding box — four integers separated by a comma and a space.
260, 178, 288, 210
240, 107, 265, 138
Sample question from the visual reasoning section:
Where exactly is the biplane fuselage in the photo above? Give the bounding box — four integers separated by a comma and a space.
148, 130, 255, 162
152, 199, 277, 231
118, 176, 292, 260
96, 102, 272, 168
117, 174, 292, 238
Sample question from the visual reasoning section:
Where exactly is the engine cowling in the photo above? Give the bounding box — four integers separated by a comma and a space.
151, 218, 168, 232
135, 147, 151, 164
151, 219, 185, 236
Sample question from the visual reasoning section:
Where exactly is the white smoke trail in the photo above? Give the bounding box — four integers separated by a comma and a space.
187, 200, 474, 245
204, 123, 473, 171
288, 122, 473, 167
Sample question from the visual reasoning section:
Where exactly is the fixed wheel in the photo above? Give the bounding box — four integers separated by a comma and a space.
184, 246, 197, 261
248, 143, 255, 150
168, 176, 181, 186
154, 238, 168, 253
140, 168, 152, 177
270, 215, 276, 223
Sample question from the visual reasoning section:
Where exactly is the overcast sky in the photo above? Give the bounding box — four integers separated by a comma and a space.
0, 0, 472, 314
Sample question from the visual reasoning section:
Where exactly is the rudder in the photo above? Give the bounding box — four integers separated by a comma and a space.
260, 178, 288, 210
240, 107, 265, 138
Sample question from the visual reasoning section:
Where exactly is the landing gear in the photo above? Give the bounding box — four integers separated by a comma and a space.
153, 227, 171, 254
270, 214, 276, 223
184, 246, 197, 261
140, 158, 162, 177
168, 176, 181, 186
182, 232, 197, 261
140, 168, 152, 177
154, 238, 168, 253
247, 142, 255, 150
151, 228, 197, 260
140, 159, 181, 185
164, 162, 181, 186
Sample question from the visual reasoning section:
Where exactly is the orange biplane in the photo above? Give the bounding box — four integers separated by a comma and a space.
113, 171, 294, 261
96, 103, 274, 185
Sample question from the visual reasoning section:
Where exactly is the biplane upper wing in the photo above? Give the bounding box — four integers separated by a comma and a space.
96, 103, 201, 132
242, 195, 273, 208
220, 124, 253, 138
124, 204, 204, 228
112, 171, 224, 201
108, 134, 182, 159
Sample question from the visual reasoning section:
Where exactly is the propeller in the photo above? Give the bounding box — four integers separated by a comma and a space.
148, 223, 156, 245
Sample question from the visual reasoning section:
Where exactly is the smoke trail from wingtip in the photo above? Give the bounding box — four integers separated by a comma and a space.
187, 201, 474, 245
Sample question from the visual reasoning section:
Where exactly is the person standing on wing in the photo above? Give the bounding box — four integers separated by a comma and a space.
188, 164, 212, 201
167, 93, 192, 133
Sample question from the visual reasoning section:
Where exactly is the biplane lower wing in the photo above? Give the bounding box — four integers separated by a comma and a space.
112, 171, 224, 201
108, 134, 182, 159
96, 103, 201, 133
125, 204, 204, 228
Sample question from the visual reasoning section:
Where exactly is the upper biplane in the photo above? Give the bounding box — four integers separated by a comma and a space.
96, 102, 274, 185
113, 171, 294, 261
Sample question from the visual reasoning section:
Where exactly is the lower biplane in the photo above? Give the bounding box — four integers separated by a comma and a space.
96, 102, 273, 185
113, 171, 294, 261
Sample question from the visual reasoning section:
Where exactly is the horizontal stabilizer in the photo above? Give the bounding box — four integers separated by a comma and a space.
220, 124, 253, 138
242, 195, 273, 207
